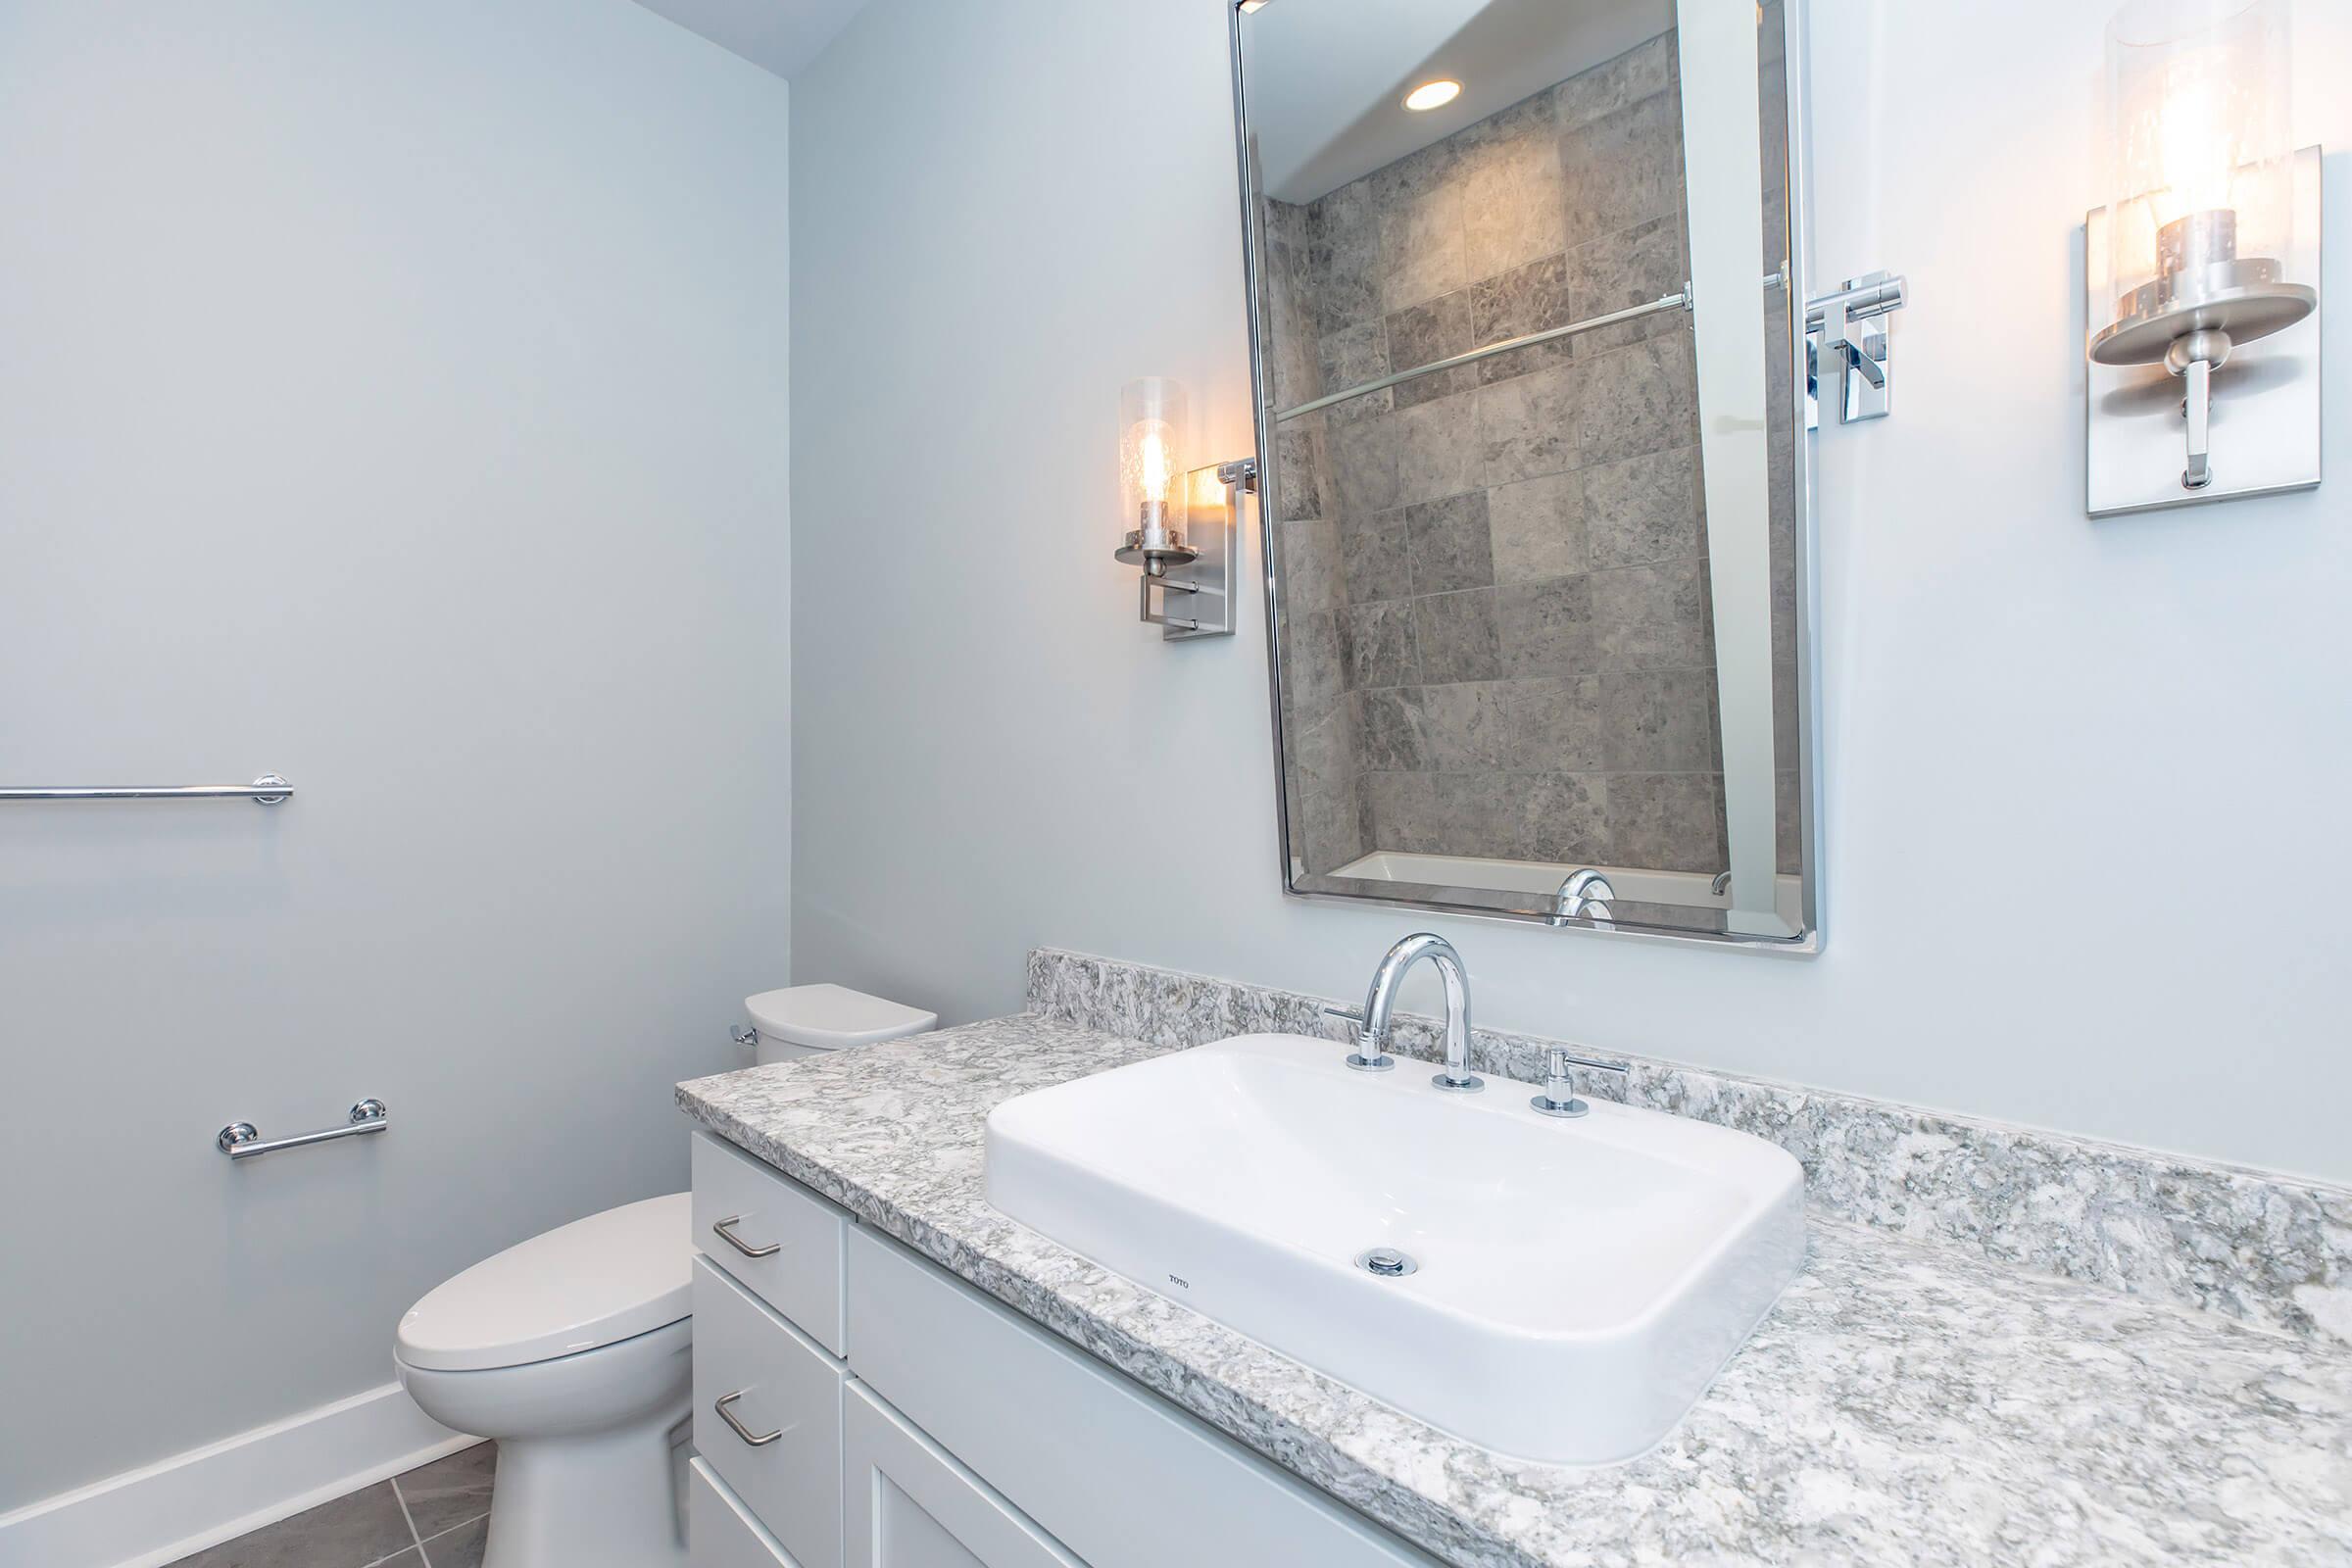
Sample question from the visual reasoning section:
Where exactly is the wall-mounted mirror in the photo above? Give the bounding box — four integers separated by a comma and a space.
1234, 0, 1816, 947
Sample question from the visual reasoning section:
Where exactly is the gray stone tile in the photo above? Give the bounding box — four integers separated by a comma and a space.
1279, 608, 1344, 717
1520, 772, 1609, 863
1559, 89, 1685, 239
1475, 365, 1583, 486
1773, 655, 1801, 773
1584, 444, 1703, 567
1273, 516, 1344, 616
1404, 491, 1494, 594
1467, 252, 1576, 384
1593, 558, 1712, 671
1601, 668, 1722, 771
1570, 336, 1698, 465
1338, 599, 1419, 689
1294, 707, 1363, 873
1315, 319, 1391, 423
1487, 470, 1587, 584
1384, 291, 1475, 409
1355, 686, 1431, 771
1609, 771, 1724, 872
1412, 588, 1502, 683
1562, 214, 1688, 353
1455, 93, 1569, 281
1327, 409, 1400, 516
1431, 772, 1522, 858
419, 1516, 485, 1568
1306, 176, 1383, 334
1499, 676, 1605, 770
1391, 394, 1480, 505
1553, 32, 1675, 129
396, 1443, 495, 1541
1273, 423, 1326, 520
1358, 769, 1439, 853
1337, 510, 1410, 605
172, 1483, 415, 1568
1494, 574, 1596, 679
1421, 681, 1504, 770
1374, 144, 1467, 312
1776, 766, 1802, 876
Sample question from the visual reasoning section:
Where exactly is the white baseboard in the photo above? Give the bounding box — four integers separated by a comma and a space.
0, 1382, 474, 1568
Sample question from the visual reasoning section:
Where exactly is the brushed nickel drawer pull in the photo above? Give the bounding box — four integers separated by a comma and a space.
714, 1391, 783, 1446
711, 1214, 781, 1258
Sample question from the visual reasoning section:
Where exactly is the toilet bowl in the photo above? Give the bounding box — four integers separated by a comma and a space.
396, 1193, 692, 1568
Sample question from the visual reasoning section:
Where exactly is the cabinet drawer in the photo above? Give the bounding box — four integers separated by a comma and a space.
691, 1458, 808, 1568
694, 1257, 846, 1568
845, 1228, 1440, 1568
693, 1129, 850, 1352
843, 1383, 1082, 1568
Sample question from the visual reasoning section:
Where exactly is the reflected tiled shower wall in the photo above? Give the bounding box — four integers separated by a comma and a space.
1270, 27, 1800, 879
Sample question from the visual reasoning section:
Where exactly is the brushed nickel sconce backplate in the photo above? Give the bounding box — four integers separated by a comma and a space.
1123, 458, 1253, 640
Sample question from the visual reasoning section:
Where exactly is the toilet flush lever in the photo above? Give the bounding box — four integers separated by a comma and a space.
711, 1215, 781, 1258
712, 1392, 784, 1446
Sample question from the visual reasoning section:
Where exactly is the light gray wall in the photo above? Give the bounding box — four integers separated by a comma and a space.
0, 0, 790, 1508
791, 0, 2352, 1183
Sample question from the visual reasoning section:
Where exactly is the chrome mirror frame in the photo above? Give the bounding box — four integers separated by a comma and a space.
1226, 0, 1824, 953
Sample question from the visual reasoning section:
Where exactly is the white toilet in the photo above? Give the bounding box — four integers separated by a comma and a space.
742, 981, 938, 1064
394, 985, 936, 1568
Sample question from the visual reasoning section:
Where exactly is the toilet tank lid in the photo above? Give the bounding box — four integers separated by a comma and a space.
746, 983, 938, 1051
396, 1193, 690, 1373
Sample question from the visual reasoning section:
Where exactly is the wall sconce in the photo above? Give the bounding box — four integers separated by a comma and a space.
2084, 0, 2321, 515
1111, 376, 1252, 640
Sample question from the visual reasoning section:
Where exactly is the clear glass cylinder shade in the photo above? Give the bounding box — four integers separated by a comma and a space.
2100, 0, 2293, 324
1118, 377, 1189, 548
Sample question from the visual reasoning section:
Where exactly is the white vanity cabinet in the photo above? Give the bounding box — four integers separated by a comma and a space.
686, 1130, 1444, 1568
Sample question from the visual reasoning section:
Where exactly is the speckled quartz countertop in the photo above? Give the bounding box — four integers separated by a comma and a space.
676, 1016, 2352, 1568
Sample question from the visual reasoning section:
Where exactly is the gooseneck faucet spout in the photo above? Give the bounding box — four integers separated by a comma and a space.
1322, 933, 1483, 1093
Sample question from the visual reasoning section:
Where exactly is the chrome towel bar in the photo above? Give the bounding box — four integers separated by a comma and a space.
217, 1099, 386, 1159
0, 773, 293, 805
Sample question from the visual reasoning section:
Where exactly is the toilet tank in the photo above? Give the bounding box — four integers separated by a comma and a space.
744, 983, 938, 1066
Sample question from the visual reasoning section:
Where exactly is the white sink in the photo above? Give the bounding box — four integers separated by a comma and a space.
984, 1034, 1804, 1464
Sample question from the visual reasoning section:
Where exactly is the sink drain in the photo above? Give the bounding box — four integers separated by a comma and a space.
1354, 1247, 1419, 1278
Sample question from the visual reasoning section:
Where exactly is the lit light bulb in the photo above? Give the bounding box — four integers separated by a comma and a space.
1116, 378, 1189, 550
1403, 79, 1462, 112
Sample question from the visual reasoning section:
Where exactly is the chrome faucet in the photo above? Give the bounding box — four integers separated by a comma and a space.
1322, 933, 1482, 1093
1554, 869, 1615, 923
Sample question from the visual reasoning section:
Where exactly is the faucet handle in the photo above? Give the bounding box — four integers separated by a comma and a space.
1322, 1004, 1395, 1073
1531, 1046, 1626, 1119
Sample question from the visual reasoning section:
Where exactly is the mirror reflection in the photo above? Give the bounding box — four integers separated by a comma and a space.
1242, 0, 1811, 942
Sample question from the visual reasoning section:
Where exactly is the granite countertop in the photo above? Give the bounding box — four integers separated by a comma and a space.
677, 1016, 2352, 1568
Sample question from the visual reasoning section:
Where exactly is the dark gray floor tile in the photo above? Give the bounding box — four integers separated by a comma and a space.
171, 1482, 415, 1568
367, 1553, 425, 1568
420, 1516, 488, 1568
395, 1441, 496, 1539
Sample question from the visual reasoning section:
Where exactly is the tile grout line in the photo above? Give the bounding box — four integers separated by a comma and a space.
415, 1509, 491, 1556
387, 1472, 429, 1566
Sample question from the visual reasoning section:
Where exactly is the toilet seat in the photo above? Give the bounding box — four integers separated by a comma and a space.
397, 1193, 691, 1372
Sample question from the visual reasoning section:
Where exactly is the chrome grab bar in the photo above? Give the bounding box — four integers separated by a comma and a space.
711, 1215, 781, 1258
217, 1099, 386, 1159
1, 773, 293, 805
713, 1392, 784, 1446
